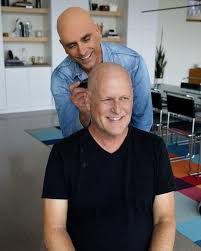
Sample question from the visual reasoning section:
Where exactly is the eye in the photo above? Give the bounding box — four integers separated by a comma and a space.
101, 98, 113, 103
120, 96, 129, 101
82, 35, 91, 43
66, 43, 77, 49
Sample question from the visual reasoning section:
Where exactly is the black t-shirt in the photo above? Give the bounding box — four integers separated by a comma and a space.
42, 127, 175, 251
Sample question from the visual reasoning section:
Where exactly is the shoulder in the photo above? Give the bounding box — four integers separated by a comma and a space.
102, 42, 142, 58
52, 129, 86, 154
102, 42, 144, 71
102, 42, 138, 56
130, 127, 165, 148
51, 57, 79, 82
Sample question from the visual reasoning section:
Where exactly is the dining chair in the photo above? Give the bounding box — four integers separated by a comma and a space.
166, 93, 201, 176
151, 90, 166, 136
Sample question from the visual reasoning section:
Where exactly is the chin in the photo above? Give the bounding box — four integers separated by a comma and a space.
104, 126, 128, 137
81, 62, 94, 72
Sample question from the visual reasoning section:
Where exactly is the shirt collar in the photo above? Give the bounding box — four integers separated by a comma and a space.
101, 42, 112, 62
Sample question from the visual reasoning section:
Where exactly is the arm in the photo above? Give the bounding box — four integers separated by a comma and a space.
149, 192, 176, 251
69, 82, 91, 128
43, 198, 76, 251
131, 56, 153, 132
51, 72, 83, 137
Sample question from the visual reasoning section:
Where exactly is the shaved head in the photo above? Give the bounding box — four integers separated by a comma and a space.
56, 7, 102, 72
57, 7, 96, 42
88, 63, 132, 93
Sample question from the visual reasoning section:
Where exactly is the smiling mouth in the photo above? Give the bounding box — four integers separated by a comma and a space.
80, 51, 93, 63
107, 116, 124, 121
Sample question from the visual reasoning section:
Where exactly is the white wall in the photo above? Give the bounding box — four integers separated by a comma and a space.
157, 0, 201, 86
0, 7, 6, 109
127, 0, 159, 84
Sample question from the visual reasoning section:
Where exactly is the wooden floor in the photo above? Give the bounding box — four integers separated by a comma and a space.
0, 110, 200, 251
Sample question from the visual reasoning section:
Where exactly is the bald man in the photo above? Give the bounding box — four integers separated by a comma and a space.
51, 7, 153, 137
43, 63, 175, 251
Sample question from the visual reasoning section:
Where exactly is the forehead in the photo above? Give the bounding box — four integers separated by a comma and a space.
95, 71, 132, 96
60, 19, 95, 43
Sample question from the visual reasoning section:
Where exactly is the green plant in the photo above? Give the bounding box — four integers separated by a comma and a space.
155, 29, 167, 79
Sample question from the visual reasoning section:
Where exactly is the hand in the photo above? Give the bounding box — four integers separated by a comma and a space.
70, 82, 88, 114
70, 82, 91, 127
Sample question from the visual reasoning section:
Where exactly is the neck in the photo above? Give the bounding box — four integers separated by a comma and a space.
88, 125, 128, 153
85, 45, 103, 73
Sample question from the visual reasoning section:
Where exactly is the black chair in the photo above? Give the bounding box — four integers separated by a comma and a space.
151, 91, 166, 136
166, 93, 201, 176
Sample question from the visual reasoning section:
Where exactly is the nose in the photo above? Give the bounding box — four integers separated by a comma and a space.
77, 43, 86, 56
111, 100, 121, 114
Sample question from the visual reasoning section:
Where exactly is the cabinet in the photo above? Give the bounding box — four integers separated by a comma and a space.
4, 67, 52, 113
0, 0, 53, 113
1, 0, 51, 66
189, 68, 201, 84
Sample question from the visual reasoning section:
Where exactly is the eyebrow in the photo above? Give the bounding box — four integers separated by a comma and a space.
65, 33, 92, 48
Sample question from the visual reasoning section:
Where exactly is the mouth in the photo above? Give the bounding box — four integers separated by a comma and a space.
107, 116, 125, 121
79, 51, 93, 64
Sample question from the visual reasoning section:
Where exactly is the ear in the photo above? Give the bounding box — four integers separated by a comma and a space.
59, 39, 65, 49
59, 39, 69, 55
94, 24, 102, 40
95, 23, 101, 34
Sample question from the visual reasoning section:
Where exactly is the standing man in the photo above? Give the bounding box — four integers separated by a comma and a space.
52, 7, 153, 137
43, 63, 175, 251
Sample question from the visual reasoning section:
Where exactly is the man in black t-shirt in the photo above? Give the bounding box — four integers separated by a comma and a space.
42, 63, 176, 251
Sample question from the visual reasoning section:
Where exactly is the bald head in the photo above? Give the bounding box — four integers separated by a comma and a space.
56, 7, 102, 72
57, 7, 96, 41
88, 63, 132, 93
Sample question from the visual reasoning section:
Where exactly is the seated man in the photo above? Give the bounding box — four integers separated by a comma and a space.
42, 63, 175, 251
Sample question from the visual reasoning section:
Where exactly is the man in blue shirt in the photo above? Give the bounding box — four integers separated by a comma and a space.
52, 7, 153, 137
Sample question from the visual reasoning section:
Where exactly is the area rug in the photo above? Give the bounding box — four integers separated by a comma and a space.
26, 126, 63, 146
26, 126, 201, 247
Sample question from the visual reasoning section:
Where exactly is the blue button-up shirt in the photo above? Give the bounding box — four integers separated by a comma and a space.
51, 42, 153, 137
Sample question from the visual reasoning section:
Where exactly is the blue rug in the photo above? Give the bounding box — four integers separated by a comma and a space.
26, 127, 63, 146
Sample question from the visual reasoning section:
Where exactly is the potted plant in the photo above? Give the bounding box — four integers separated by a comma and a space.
155, 28, 167, 85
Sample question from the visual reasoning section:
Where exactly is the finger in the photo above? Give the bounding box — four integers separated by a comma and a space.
71, 87, 87, 96
71, 92, 86, 103
69, 81, 80, 92
71, 94, 88, 112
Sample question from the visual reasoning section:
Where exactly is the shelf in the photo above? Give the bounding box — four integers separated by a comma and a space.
3, 36, 48, 43
89, 10, 122, 17
5, 64, 51, 68
1, 6, 48, 14
101, 37, 124, 43
186, 15, 201, 22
